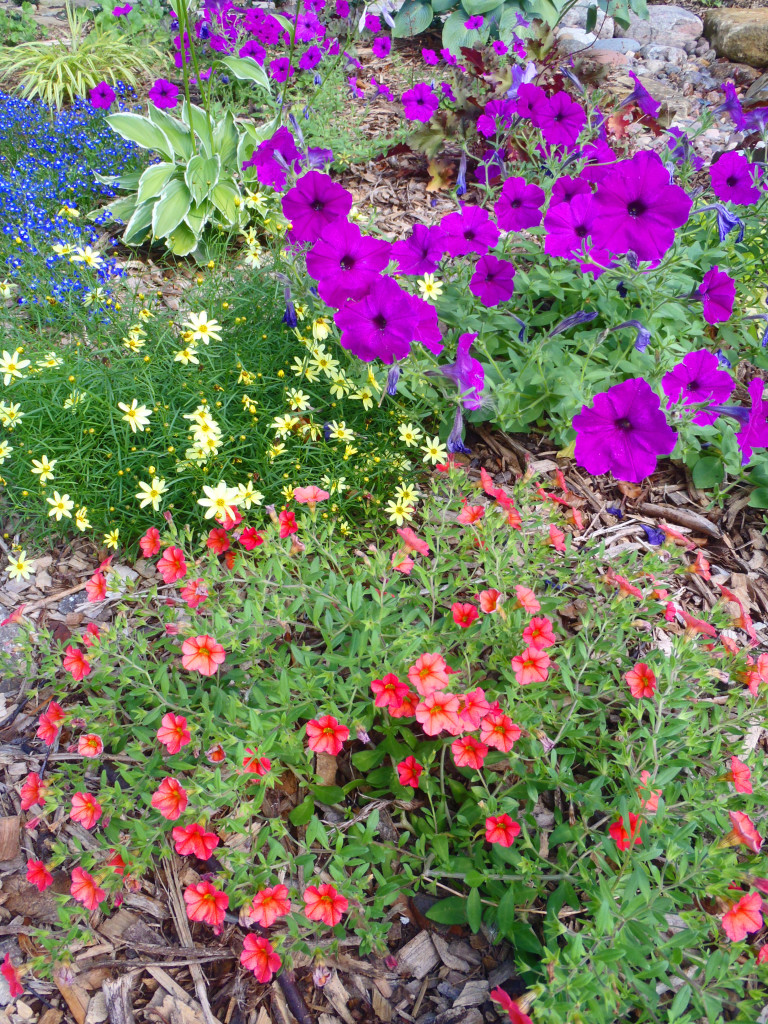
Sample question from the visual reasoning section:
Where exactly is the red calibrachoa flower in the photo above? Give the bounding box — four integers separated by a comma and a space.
294, 485, 330, 507
389, 690, 418, 718
107, 851, 126, 876
391, 552, 414, 575
249, 884, 291, 927
1, 954, 23, 998
452, 736, 489, 770
397, 526, 430, 556
157, 712, 191, 754
452, 602, 479, 628
206, 743, 226, 764
757, 945, 768, 965
396, 756, 423, 788
625, 662, 656, 699
725, 810, 763, 854
722, 892, 764, 942
241, 934, 281, 983
180, 578, 208, 610
458, 687, 491, 728
478, 588, 503, 613
609, 813, 643, 851
139, 527, 161, 557
480, 710, 521, 752
83, 623, 100, 648
522, 616, 557, 650
36, 714, 59, 746
239, 527, 264, 550
415, 691, 462, 736
408, 652, 450, 695
243, 748, 271, 776
78, 734, 103, 758
20, 772, 48, 810
217, 506, 242, 530
206, 528, 230, 555
371, 672, 409, 709
157, 546, 187, 583
184, 880, 228, 928
172, 823, 219, 859
26, 859, 53, 892
637, 771, 661, 814
457, 503, 485, 525
151, 777, 188, 820
70, 867, 107, 910
548, 523, 566, 551
45, 702, 66, 727
514, 585, 540, 613
70, 792, 102, 829
490, 987, 533, 1024
181, 634, 226, 675
85, 571, 107, 602
303, 883, 348, 926
511, 646, 551, 685
485, 814, 521, 847
725, 755, 752, 794
62, 645, 91, 682
306, 715, 349, 756
279, 509, 298, 537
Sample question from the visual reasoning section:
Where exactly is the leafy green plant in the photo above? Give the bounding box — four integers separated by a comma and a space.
0, 2, 40, 47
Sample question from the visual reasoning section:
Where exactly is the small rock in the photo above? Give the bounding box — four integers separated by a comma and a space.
704, 9, 768, 69
746, 70, 768, 100
695, 39, 709, 56
636, 43, 688, 65
641, 59, 666, 74
683, 39, 696, 54
589, 37, 640, 53
615, 5, 703, 50
433, 1009, 482, 1024
556, 26, 597, 53
559, 0, 614, 37
58, 590, 88, 615
709, 61, 761, 85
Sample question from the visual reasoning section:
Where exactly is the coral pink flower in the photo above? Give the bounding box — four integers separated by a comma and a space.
239, 526, 264, 550
82, 623, 100, 648
77, 734, 103, 758
397, 756, 423, 788
397, 526, 430, 556
70, 867, 107, 910
157, 712, 191, 754
725, 810, 762, 854
637, 771, 661, 814
478, 588, 503, 613
151, 777, 188, 820
457, 503, 485, 525
722, 892, 763, 942
452, 736, 489, 770
36, 712, 61, 746
217, 506, 242, 531
408, 652, 450, 696
415, 691, 462, 736
206, 528, 230, 554
206, 743, 226, 764
20, 772, 48, 810
184, 880, 228, 928
485, 814, 520, 847
172, 822, 219, 859
241, 934, 282, 982
391, 552, 414, 575
459, 687, 491, 729
243, 748, 271, 775
548, 524, 566, 551
306, 715, 349, 756
139, 527, 162, 557
480, 710, 521, 752
452, 602, 479, 628
726, 756, 752, 794
294, 485, 330, 507
180, 578, 208, 610
511, 646, 550, 685
303, 883, 348, 926
107, 851, 126, 876
389, 690, 418, 718
514, 586, 540, 613
490, 987, 533, 1024
46, 702, 66, 726
506, 506, 522, 530
522, 616, 556, 650
157, 546, 187, 583
609, 812, 643, 850
625, 662, 656, 699
62, 645, 91, 682
279, 509, 298, 537
249, 884, 291, 928
26, 858, 54, 892
181, 634, 226, 675
757, 945, 768, 965
85, 572, 107, 602
70, 792, 102, 829
1, 954, 22, 998
371, 673, 409, 709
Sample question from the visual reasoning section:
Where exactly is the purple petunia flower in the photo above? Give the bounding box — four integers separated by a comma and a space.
492, 40, 508, 55
242, 127, 301, 190
372, 35, 392, 59
550, 175, 591, 206
662, 350, 734, 426
238, 40, 265, 63
714, 83, 746, 131
335, 0, 349, 17
299, 45, 323, 70
464, 14, 484, 29
364, 13, 381, 31
710, 151, 761, 206
735, 379, 768, 465
494, 175, 545, 232
447, 407, 471, 455
112, 3, 132, 14
411, 295, 444, 355
148, 79, 180, 109
90, 81, 116, 109
349, 75, 365, 99
440, 206, 500, 257
477, 98, 516, 139
543, 193, 596, 258
474, 149, 504, 184
441, 83, 457, 103
590, 150, 692, 262
573, 377, 678, 482
282, 171, 352, 244
698, 265, 736, 325
666, 128, 704, 172
306, 221, 391, 306
470, 254, 515, 306
422, 48, 439, 65
515, 83, 548, 126
372, 77, 394, 101
402, 83, 439, 122
391, 223, 446, 275
335, 277, 415, 363
441, 47, 457, 65
440, 333, 484, 410
537, 91, 586, 149
622, 71, 660, 118
269, 57, 294, 83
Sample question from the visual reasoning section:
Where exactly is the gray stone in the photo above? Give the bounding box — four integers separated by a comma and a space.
637, 43, 688, 65
704, 10, 768, 68
642, 59, 666, 74
614, 5, 703, 49
556, 27, 597, 53
559, 0, 614, 39
746, 70, 768, 101
709, 61, 762, 85
695, 39, 709, 56
683, 39, 696, 54
589, 36, 640, 52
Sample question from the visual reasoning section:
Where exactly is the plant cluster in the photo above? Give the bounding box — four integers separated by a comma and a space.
0, 1, 39, 47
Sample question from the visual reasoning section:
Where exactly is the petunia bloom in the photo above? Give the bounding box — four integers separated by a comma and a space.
511, 646, 551, 685
157, 546, 187, 583
181, 634, 226, 676
70, 792, 102, 829
303, 883, 348, 926
724, 810, 762, 854
282, 172, 352, 245
408, 652, 450, 696
151, 777, 188, 820
70, 866, 107, 910
401, 82, 438, 122
440, 206, 499, 258
148, 79, 180, 109
241, 934, 281, 982
184, 880, 228, 928
371, 673, 410, 709
157, 712, 191, 754
722, 891, 763, 942
661, 350, 734, 426
172, 822, 219, 859
415, 691, 462, 736
451, 602, 479, 628
726, 756, 752, 794
90, 81, 116, 109
63, 645, 91, 681
494, 176, 545, 232
139, 527, 161, 557
710, 151, 760, 206
249, 884, 291, 927
699, 266, 735, 325
396, 755, 423, 788
480, 710, 521, 752
26, 858, 54, 892
470, 254, 515, 306
306, 715, 349, 755
485, 813, 521, 847
452, 736, 488, 770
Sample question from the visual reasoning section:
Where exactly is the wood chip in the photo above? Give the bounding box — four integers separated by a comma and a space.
101, 975, 136, 1024
431, 935, 469, 973
397, 931, 439, 980
84, 991, 109, 1024
321, 974, 356, 1024
371, 986, 393, 1022
636, 503, 721, 539
54, 974, 90, 1024
0, 816, 19, 861
453, 980, 489, 1007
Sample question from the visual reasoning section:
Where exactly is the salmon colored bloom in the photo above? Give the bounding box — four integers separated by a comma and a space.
457, 503, 485, 525
106, 851, 126, 876
172, 822, 219, 859
415, 691, 462, 736
452, 736, 488, 770
184, 880, 228, 928
511, 646, 550, 685
397, 526, 430, 555
371, 673, 409, 709
217, 506, 242, 531
1, 954, 23, 999
20, 772, 48, 810
62, 645, 91, 682
757, 945, 768, 965
722, 891, 763, 942
548, 524, 566, 551
157, 712, 191, 754
625, 662, 657, 699
609, 812, 643, 850
514, 585, 540, 613
306, 715, 349, 756
490, 987, 533, 1024
408, 652, 450, 696
458, 687, 491, 728
181, 634, 226, 675
294, 485, 330, 506
206, 528, 230, 554
70, 792, 102, 829
522, 616, 557, 649
389, 690, 418, 718
139, 527, 161, 557
241, 934, 281, 982
725, 756, 752, 794
479, 467, 514, 510
26, 858, 53, 892
505, 506, 522, 530
180, 578, 208, 610
396, 755, 423, 788
45, 701, 65, 726
478, 588, 503, 613
37, 712, 60, 746
279, 509, 298, 537
239, 526, 264, 550
78, 734, 103, 758
690, 549, 711, 579
151, 777, 188, 820
605, 570, 643, 598
303, 883, 348, 926
85, 571, 107, 602
70, 866, 107, 910
480, 710, 521, 752
485, 813, 520, 847
724, 810, 762, 854
243, 747, 271, 775
206, 743, 226, 764
452, 602, 479, 628
637, 771, 661, 814
157, 546, 187, 583
249, 884, 291, 927
391, 552, 414, 575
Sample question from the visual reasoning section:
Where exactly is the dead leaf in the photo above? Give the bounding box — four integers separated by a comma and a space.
426, 159, 453, 193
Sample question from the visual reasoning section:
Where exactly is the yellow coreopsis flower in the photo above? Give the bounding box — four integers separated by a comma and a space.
0, 440, 13, 463
103, 529, 120, 549
197, 480, 241, 519
421, 435, 448, 465
174, 346, 199, 365
183, 310, 222, 344
417, 274, 443, 301
47, 491, 74, 521
398, 422, 423, 447
135, 476, 168, 512
70, 245, 103, 268
6, 550, 34, 581
75, 506, 91, 532
236, 482, 264, 508
31, 456, 56, 483
0, 349, 30, 385
118, 399, 152, 433
385, 500, 414, 526
327, 421, 354, 443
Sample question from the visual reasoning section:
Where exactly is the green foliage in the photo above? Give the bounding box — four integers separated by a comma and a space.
0, 2, 40, 47
92, 0, 172, 42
